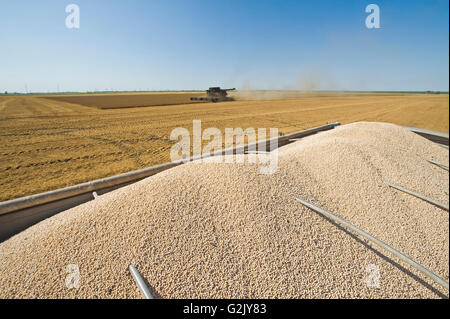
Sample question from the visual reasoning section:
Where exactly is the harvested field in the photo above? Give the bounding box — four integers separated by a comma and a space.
0, 122, 448, 299
0, 93, 448, 201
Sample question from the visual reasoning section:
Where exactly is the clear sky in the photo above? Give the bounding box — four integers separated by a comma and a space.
0, 0, 448, 92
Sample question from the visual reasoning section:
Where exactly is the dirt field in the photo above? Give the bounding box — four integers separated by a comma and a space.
45, 92, 204, 109
0, 92, 448, 201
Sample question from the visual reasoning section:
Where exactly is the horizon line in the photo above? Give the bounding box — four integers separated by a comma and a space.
3, 89, 449, 95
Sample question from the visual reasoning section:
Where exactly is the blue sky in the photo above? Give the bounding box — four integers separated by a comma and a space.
0, 0, 448, 92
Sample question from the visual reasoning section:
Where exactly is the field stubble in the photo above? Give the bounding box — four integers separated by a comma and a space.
0, 92, 448, 201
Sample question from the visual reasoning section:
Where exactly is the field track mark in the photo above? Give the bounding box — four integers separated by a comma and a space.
0, 99, 10, 113
88, 136, 148, 167
0, 143, 99, 157
0, 151, 126, 172
0, 145, 174, 172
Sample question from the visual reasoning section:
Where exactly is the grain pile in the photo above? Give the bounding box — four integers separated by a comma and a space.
0, 122, 448, 299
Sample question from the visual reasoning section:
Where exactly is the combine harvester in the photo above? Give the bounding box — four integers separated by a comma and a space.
190, 87, 236, 102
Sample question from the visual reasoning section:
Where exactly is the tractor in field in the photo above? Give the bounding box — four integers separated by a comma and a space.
190, 87, 236, 102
